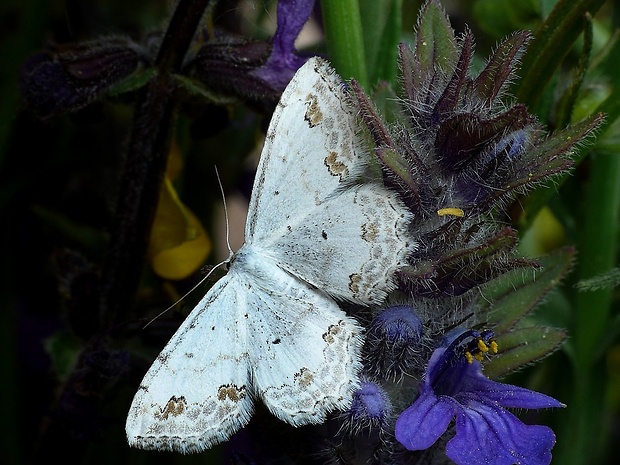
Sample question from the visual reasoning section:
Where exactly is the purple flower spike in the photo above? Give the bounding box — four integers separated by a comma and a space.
395, 330, 564, 465
251, 0, 315, 90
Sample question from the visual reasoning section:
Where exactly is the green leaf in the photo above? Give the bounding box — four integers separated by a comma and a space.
107, 66, 157, 96
31, 205, 108, 259
484, 247, 575, 332
399, 0, 458, 106
471, 31, 530, 105
575, 267, 620, 292
173, 73, 237, 105
473, 0, 539, 40
414, 0, 458, 79
350, 80, 394, 147
572, 148, 620, 366
554, 13, 593, 128
483, 326, 567, 379
44, 330, 82, 382
376, 147, 419, 195
515, 0, 606, 112
399, 227, 526, 297
370, 81, 406, 126
516, 112, 605, 233
373, 0, 402, 86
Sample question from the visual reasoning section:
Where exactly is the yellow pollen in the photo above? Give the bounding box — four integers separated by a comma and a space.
474, 352, 484, 362
437, 207, 464, 217
465, 351, 474, 364
477, 339, 489, 353
490, 340, 499, 354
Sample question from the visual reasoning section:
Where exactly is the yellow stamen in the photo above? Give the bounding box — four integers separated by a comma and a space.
477, 339, 489, 353
465, 351, 474, 364
474, 352, 484, 361
490, 340, 499, 354
437, 207, 464, 217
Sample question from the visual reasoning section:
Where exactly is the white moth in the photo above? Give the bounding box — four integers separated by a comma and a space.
125, 57, 414, 453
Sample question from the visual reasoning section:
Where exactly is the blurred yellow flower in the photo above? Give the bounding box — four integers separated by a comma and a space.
148, 141, 211, 280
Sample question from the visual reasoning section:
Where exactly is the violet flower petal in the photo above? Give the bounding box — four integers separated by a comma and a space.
447, 401, 557, 465
272, 0, 315, 61
395, 389, 456, 450
459, 367, 565, 410
251, 0, 315, 89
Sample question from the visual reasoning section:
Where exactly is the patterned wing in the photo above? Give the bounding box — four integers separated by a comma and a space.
125, 276, 253, 453
237, 249, 363, 425
262, 184, 414, 305
245, 57, 369, 243
244, 57, 415, 306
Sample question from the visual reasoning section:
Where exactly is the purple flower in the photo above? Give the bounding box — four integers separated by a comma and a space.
250, 0, 315, 90
365, 305, 424, 379
372, 305, 423, 345
190, 0, 315, 105
395, 330, 564, 465
347, 381, 392, 431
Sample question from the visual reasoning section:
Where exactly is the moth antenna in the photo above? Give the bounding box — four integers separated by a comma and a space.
215, 165, 234, 260
142, 260, 229, 329
143, 166, 233, 329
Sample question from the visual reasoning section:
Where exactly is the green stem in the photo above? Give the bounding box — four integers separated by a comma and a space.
359, 0, 402, 86
574, 152, 620, 365
320, 0, 369, 87
376, 0, 402, 86
556, 149, 620, 465
557, 359, 607, 465
555, 12, 592, 129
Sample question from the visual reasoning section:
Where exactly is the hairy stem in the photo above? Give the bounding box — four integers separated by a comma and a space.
100, 0, 212, 324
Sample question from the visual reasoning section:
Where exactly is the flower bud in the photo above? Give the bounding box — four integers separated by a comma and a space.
20, 37, 147, 119
345, 380, 393, 433
365, 305, 423, 380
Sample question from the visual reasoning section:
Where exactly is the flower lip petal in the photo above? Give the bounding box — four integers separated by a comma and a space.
446, 401, 557, 465
465, 372, 566, 410
271, 0, 316, 61
251, 0, 315, 90
395, 388, 457, 451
